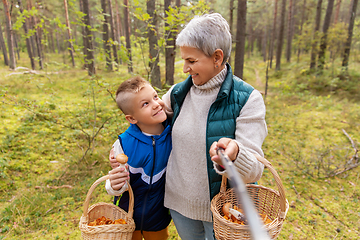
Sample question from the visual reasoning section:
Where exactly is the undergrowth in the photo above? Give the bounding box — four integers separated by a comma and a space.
0, 54, 359, 239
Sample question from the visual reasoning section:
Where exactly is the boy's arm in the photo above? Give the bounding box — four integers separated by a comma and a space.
105, 166, 129, 196
109, 139, 124, 169
106, 139, 129, 196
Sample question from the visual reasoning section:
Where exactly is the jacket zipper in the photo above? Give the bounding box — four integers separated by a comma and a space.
140, 137, 156, 232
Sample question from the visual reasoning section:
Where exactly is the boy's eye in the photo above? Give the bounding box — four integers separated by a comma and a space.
142, 102, 149, 107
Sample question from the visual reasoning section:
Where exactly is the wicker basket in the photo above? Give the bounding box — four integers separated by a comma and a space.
79, 175, 135, 240
211, 155, 289, 239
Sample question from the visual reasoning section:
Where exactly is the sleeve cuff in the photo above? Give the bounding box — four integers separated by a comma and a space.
105, 178, 128, 196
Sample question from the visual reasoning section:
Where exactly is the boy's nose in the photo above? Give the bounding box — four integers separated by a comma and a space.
153, 100, 161, 108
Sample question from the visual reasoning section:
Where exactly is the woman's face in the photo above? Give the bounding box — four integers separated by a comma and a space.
180, 46, 220, 86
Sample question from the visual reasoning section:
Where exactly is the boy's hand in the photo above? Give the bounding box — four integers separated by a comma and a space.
209, 138, 239, 165
109, 148, 120, 169
109, 166, 129, 191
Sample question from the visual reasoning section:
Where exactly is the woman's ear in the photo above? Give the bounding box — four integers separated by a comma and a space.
125, 115, 137, 124
213, 49, 224, 66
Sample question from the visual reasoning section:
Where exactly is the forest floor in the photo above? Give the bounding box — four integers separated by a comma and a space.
0, 55, 359, 239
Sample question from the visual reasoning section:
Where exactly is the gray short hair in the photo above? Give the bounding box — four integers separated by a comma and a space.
176, 13, 231, 65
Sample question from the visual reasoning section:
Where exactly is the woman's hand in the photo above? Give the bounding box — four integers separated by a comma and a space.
109, 166, 129, 191
209, 138, 239, 165
109, 148, 120, 169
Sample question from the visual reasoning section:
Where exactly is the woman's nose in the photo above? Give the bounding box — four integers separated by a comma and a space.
183, 64, 190, 73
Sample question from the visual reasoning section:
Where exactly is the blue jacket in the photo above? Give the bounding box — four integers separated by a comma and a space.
114, 121, 172, 231
170, 63, 254, 200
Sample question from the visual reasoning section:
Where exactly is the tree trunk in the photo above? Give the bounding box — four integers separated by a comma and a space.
234, 0, 246, 79
147, 0, 161, 88
262, 26, 268, 62
101, 0, 112, 71
64, 0, 75, 67
18, 0, 35, 69
49, 28, 55, 53
0, 23, 9, 66
114, 0, 122, 64
28, 0, 43, 69
115, 0, 123, 40
342, 0, 359, 68
297, 0, 307, 62
13, 34, 20, 60
3, 0, 16, 69
334, 0, 342, 24
164, 0, 176, 85
123, 0, 132, 73
286, 0, 294, 62
310, 0, 323, 70
82, 0, 96, 75
79, 0, 87, 69
247, 17, 253, 58
269, 0, 278, 69
229, 0, 234, 65
318, 0, 335, 71
108, 0, 119, 68
275, 0, 286, 70
55, 24, 61, 54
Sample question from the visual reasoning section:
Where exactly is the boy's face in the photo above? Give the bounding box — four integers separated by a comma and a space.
125, 84, 167, 132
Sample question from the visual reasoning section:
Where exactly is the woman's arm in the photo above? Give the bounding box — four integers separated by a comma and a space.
210, 90, 267, 183
161, 85, 175, 117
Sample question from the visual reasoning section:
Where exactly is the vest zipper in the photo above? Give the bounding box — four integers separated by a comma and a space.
140, 137, 156, 232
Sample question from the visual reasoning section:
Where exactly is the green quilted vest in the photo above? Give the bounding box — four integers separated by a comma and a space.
170, 63, 254, 200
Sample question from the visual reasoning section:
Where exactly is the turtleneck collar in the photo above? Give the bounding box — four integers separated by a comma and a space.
193, 64, 227, 92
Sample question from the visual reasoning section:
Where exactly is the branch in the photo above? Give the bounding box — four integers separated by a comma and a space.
342, 129, 358, 157
327, 130, 359, 177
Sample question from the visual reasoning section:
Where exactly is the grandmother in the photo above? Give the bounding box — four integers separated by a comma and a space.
161, 13, 267, 239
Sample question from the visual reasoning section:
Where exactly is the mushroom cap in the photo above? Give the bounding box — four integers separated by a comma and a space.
222, 202, 232, 218
116, 153, 128, 164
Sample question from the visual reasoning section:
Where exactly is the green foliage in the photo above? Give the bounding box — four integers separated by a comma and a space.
291, 59, 360, 101
327, 23, 348, 61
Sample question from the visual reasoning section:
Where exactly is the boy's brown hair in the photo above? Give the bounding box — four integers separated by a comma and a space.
115, 76, 149, 114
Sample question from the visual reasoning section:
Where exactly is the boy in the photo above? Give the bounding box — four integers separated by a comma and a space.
106, 76, 172, 240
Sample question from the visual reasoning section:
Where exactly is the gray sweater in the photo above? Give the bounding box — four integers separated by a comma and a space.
162, 66, 267, 222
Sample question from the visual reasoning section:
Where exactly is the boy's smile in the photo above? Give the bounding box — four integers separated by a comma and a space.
125, 84, 167, 135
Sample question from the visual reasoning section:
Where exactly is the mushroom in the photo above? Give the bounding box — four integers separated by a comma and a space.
116, 153, 128, 172
222, 202, 232, 218
222, 202, 247, 223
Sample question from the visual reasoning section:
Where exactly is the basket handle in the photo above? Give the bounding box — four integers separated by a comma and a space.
81, 175, 134, 219
219, 154, 288, 219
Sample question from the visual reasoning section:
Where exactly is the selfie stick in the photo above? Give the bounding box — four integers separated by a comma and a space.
217, 148, 271, 240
